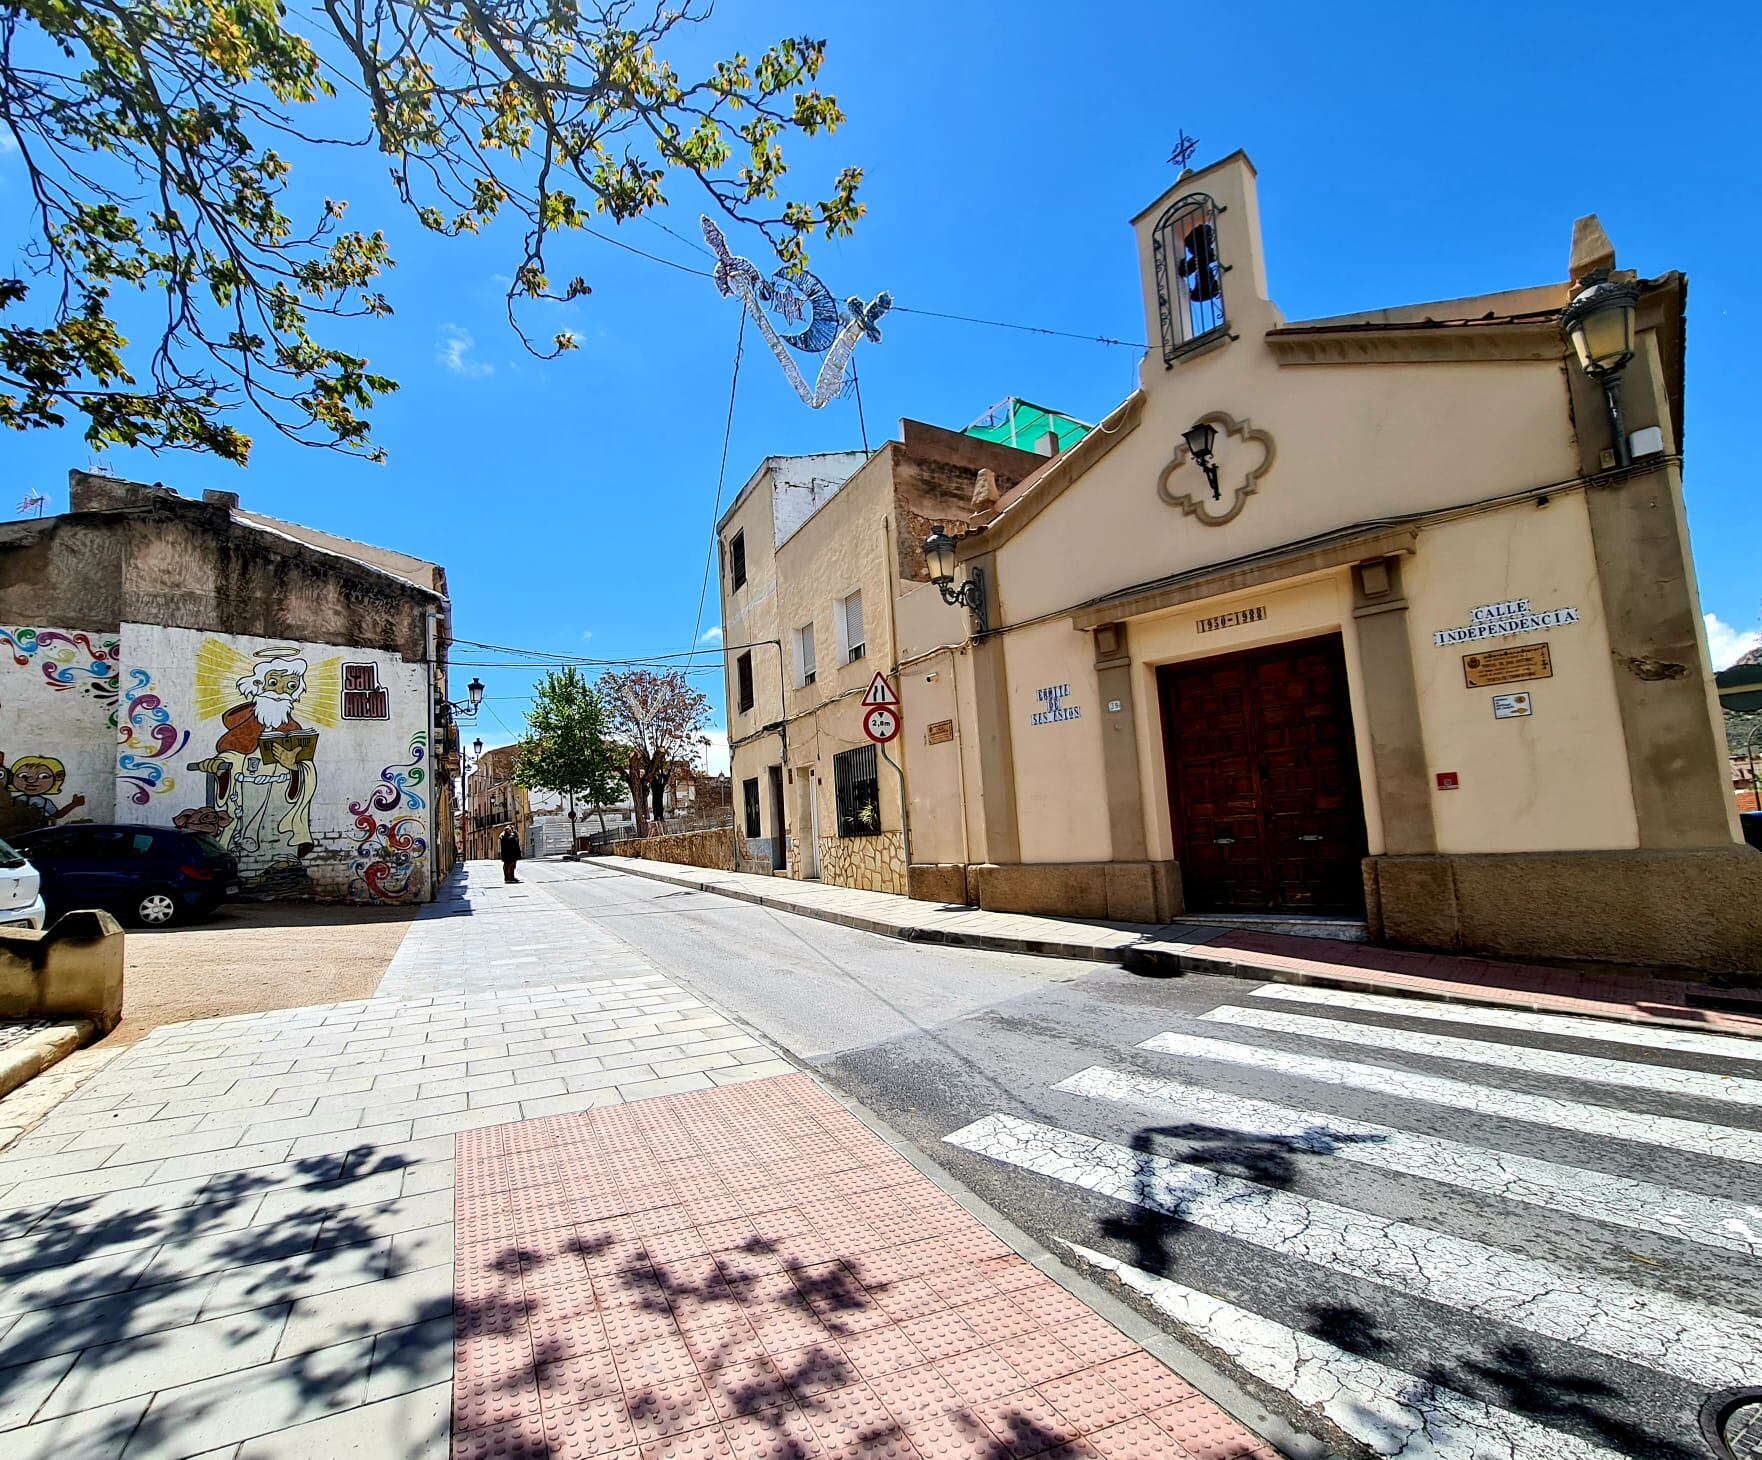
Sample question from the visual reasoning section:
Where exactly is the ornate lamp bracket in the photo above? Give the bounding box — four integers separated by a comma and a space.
1157, 411, 1276, 526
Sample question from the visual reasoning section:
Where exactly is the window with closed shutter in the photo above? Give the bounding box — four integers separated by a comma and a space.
841, 590, 865, 662
795, 622, 816, 686
742, 778, 761, 838
736, 651, 754, 711
834, 745, 880, 836
730, 531, 747, 590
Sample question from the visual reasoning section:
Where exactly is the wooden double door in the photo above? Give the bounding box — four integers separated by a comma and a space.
1157, 635, 1368, 915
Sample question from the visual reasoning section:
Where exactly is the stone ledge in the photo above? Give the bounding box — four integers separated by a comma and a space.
0, 1019, 94, 1101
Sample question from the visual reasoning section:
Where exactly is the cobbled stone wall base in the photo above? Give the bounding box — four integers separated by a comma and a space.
817, 831, 907, 895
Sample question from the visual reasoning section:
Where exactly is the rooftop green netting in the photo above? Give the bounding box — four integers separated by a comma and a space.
963, 398, 1092, 455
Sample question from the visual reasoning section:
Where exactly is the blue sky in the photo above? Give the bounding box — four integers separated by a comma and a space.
5, 0, 1758, 765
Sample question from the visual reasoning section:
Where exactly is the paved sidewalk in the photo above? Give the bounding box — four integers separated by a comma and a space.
455, 1073, 1274, 1460
592, 856, 1762, 1038
0, 866, 1278, 1459
0, 867, 791, 1457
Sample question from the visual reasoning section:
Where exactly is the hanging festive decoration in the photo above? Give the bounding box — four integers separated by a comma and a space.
701, 216, 891, 409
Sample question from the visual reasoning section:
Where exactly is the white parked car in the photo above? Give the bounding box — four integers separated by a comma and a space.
0, 835, 47, 931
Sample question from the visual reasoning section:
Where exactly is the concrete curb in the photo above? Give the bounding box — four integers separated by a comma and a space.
585, 857, 1762, 1040
0, 1018, 95, 1101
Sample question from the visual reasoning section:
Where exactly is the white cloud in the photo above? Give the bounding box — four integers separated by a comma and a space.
437, 324, 493, 378
698, 625, 724, 644
579, 629, 594, 642
700, 729, 730, 776
1705, 612, 1760, 671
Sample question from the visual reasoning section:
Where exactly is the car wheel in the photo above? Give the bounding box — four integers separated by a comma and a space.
136, 889, 179, 927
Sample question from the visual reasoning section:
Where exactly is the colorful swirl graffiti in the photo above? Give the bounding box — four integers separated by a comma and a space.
348, 732, 429, 903
0, 628, 122, 726
116, 668, 190, 805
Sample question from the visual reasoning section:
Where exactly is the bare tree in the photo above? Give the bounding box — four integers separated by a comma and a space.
598, 668, 709, 836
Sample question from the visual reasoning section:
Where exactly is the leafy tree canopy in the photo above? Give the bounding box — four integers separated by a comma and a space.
513, 664, 623, 810
0, 0, 862, 463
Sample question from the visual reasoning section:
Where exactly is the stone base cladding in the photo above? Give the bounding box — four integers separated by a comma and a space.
908, 863, 971, 906
1365, 847, 1762, 975
817, 830, 907, 895
969, 860, 1182, 924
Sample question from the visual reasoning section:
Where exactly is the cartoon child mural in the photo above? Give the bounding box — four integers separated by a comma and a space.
189, 648, 319, 862
2, 755, 86, 826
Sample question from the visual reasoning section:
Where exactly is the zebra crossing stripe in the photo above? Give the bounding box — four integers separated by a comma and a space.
943, 1113, 1756, 1390
1059, 1241, 1630, 1460
1054, 1064, 1762, 1256
1202, 1005, 1762, 1108
1141, 1029, 1762, 1165
1249, 984, 1762, 1064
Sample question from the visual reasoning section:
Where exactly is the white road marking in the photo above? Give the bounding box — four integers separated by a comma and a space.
943, 1113, 1756, 1391
1250, 984, 1762, 1064
1062, 1242, 1630, 1460
1054, 1065, 1761, 1256
1201, 1005, 1762, 1108
1141, 1029, 1762, 1165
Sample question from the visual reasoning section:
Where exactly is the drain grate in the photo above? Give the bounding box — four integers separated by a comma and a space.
1702, 1389, 1762, 1460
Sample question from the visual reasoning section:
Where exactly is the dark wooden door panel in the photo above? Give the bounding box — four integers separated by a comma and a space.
1159, 635, 1367, 916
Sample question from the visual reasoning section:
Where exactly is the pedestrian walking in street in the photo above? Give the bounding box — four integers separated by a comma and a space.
499, 826, 521, 883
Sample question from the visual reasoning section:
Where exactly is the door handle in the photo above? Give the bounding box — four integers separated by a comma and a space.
1213, 837, 1237, 845
1297, 834, 1323, 842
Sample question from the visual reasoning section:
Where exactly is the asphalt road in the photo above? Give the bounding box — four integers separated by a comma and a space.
527, 859, 1762, 1460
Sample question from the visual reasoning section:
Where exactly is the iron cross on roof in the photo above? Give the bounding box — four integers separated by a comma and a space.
1167, 131, 1200, 169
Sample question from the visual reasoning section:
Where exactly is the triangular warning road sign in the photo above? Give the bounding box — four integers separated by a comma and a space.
863, 671, 899, 707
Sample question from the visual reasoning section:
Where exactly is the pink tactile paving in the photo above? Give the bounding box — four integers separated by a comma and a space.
454, 1073, 1276, 1459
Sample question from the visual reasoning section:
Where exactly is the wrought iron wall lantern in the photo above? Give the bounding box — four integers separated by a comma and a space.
1182, 420, 1222, 499
923, 528, 988, 633
1560, 274, 1640, 468
442, 675, 485, 721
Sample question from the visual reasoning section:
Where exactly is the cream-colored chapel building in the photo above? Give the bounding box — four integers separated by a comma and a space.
891, 150, 1756, 973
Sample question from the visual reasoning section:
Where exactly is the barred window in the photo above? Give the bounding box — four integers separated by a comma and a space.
742, 777, 761, 838
1152, 192, 1227, 365
834, 744, 881, 837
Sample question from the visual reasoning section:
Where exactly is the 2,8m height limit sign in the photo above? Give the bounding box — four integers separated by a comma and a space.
862, 672, 901, 745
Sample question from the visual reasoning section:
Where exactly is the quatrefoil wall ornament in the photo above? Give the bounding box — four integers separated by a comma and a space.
1156, 410, 1276, 526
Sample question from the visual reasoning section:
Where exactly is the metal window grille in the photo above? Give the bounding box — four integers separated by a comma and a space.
742, 777, 762, 838
730, 531, 747, 589
834, 744, 881, 837
1152, 192, 1226, 365
736, 652, 754, 712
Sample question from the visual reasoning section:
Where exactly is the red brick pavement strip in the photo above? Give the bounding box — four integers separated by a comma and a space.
1201, 930, 1762, 1037
453, 1072, 1279, 1460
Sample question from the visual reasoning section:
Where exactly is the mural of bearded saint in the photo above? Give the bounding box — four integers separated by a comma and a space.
191, 649, 320, 860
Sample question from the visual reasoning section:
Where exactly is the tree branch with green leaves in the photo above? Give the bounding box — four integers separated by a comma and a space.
0, 0, 862, 463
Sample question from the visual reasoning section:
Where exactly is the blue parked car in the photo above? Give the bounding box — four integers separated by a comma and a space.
13, 823, 241, 927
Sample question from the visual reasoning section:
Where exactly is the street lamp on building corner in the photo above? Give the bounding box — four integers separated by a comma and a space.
923, 527, 988, 632
1561, 275, 1640, 468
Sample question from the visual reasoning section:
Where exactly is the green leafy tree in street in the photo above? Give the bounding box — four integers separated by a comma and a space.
514, 665, 622, 852
598, 667, 708, 836
0, 0, 863, 462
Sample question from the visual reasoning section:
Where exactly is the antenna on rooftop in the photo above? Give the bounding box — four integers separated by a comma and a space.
16, 491, 47, 518
1167, 131, 1200, 171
